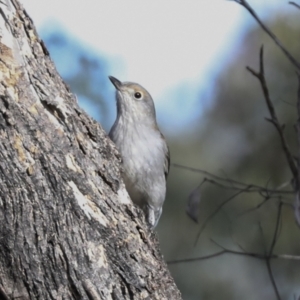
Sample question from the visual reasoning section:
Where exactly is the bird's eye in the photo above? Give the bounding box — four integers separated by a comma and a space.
134, 92, 142, 99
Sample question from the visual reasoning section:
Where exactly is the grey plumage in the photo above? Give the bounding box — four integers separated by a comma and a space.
108, 76, 169, 228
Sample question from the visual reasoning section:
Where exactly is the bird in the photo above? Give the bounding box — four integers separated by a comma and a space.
108, 76, 170, 228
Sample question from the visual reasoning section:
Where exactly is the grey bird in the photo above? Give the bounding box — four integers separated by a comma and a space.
108, 76, 170, 228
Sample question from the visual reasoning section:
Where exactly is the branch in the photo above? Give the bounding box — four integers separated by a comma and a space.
168, 245, 300, 265
268, 202, 283, 256
167, 251, 227, 264
194, 189, 247, 246
237, 194, 293, 217
172, 163, 294, 195
297, 72, 300, 139
246, 47, 298, 186
297, 72, 300, 191
296, 73, 300, 226
265, 202, 283, 300
234, 0, 300, 70
266, 259, 281, 300
289, 1, 300, 9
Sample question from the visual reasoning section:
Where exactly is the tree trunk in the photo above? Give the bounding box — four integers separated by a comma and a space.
0, 0, 181, 299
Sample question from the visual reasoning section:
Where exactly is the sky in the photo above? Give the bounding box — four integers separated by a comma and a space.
21, 0, 287, 132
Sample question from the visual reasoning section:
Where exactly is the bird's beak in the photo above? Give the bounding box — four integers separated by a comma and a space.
109, 76, 122, 91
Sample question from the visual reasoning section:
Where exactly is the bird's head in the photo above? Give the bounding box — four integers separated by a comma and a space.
109, 76, 157, 125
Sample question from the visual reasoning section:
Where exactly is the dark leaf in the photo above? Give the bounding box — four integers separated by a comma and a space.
186, 183, 203, 223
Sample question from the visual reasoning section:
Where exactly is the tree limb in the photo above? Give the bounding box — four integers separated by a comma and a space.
168, 243, 300, 265
265, 202, 283, 300
234, 0, 300, 70
172, 163, 294, 194
246, 47, 298, 186
0, 1, 181, 299
194, 189, 247, 245
289, 1, 300, 9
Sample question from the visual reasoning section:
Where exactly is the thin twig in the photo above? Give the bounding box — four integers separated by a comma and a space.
297, 72, 300, 135
277, 254, 300, 260
172, 163, 294, 194
265, 201, 283, 300
268, 202, 282, 256
167, 242, 300, 265
203, 177, 253, 192
167, 251, 227, 264
167, 251, 300, 264
194, 189, 247, 246
234, 0, 300, 70
246, 47, 298, 186
237, 195, 285, 217
297, 72, 300, 191
266, 259, 281, 300
289, 1, 300, 9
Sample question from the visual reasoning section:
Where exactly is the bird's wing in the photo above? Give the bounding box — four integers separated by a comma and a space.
164, 145, 170, 180
160, 132, 170, 180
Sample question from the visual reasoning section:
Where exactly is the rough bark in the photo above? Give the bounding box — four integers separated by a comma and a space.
0, 1, 181, 299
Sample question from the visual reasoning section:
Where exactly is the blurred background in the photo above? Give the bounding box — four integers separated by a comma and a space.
22, 0, 300, 299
